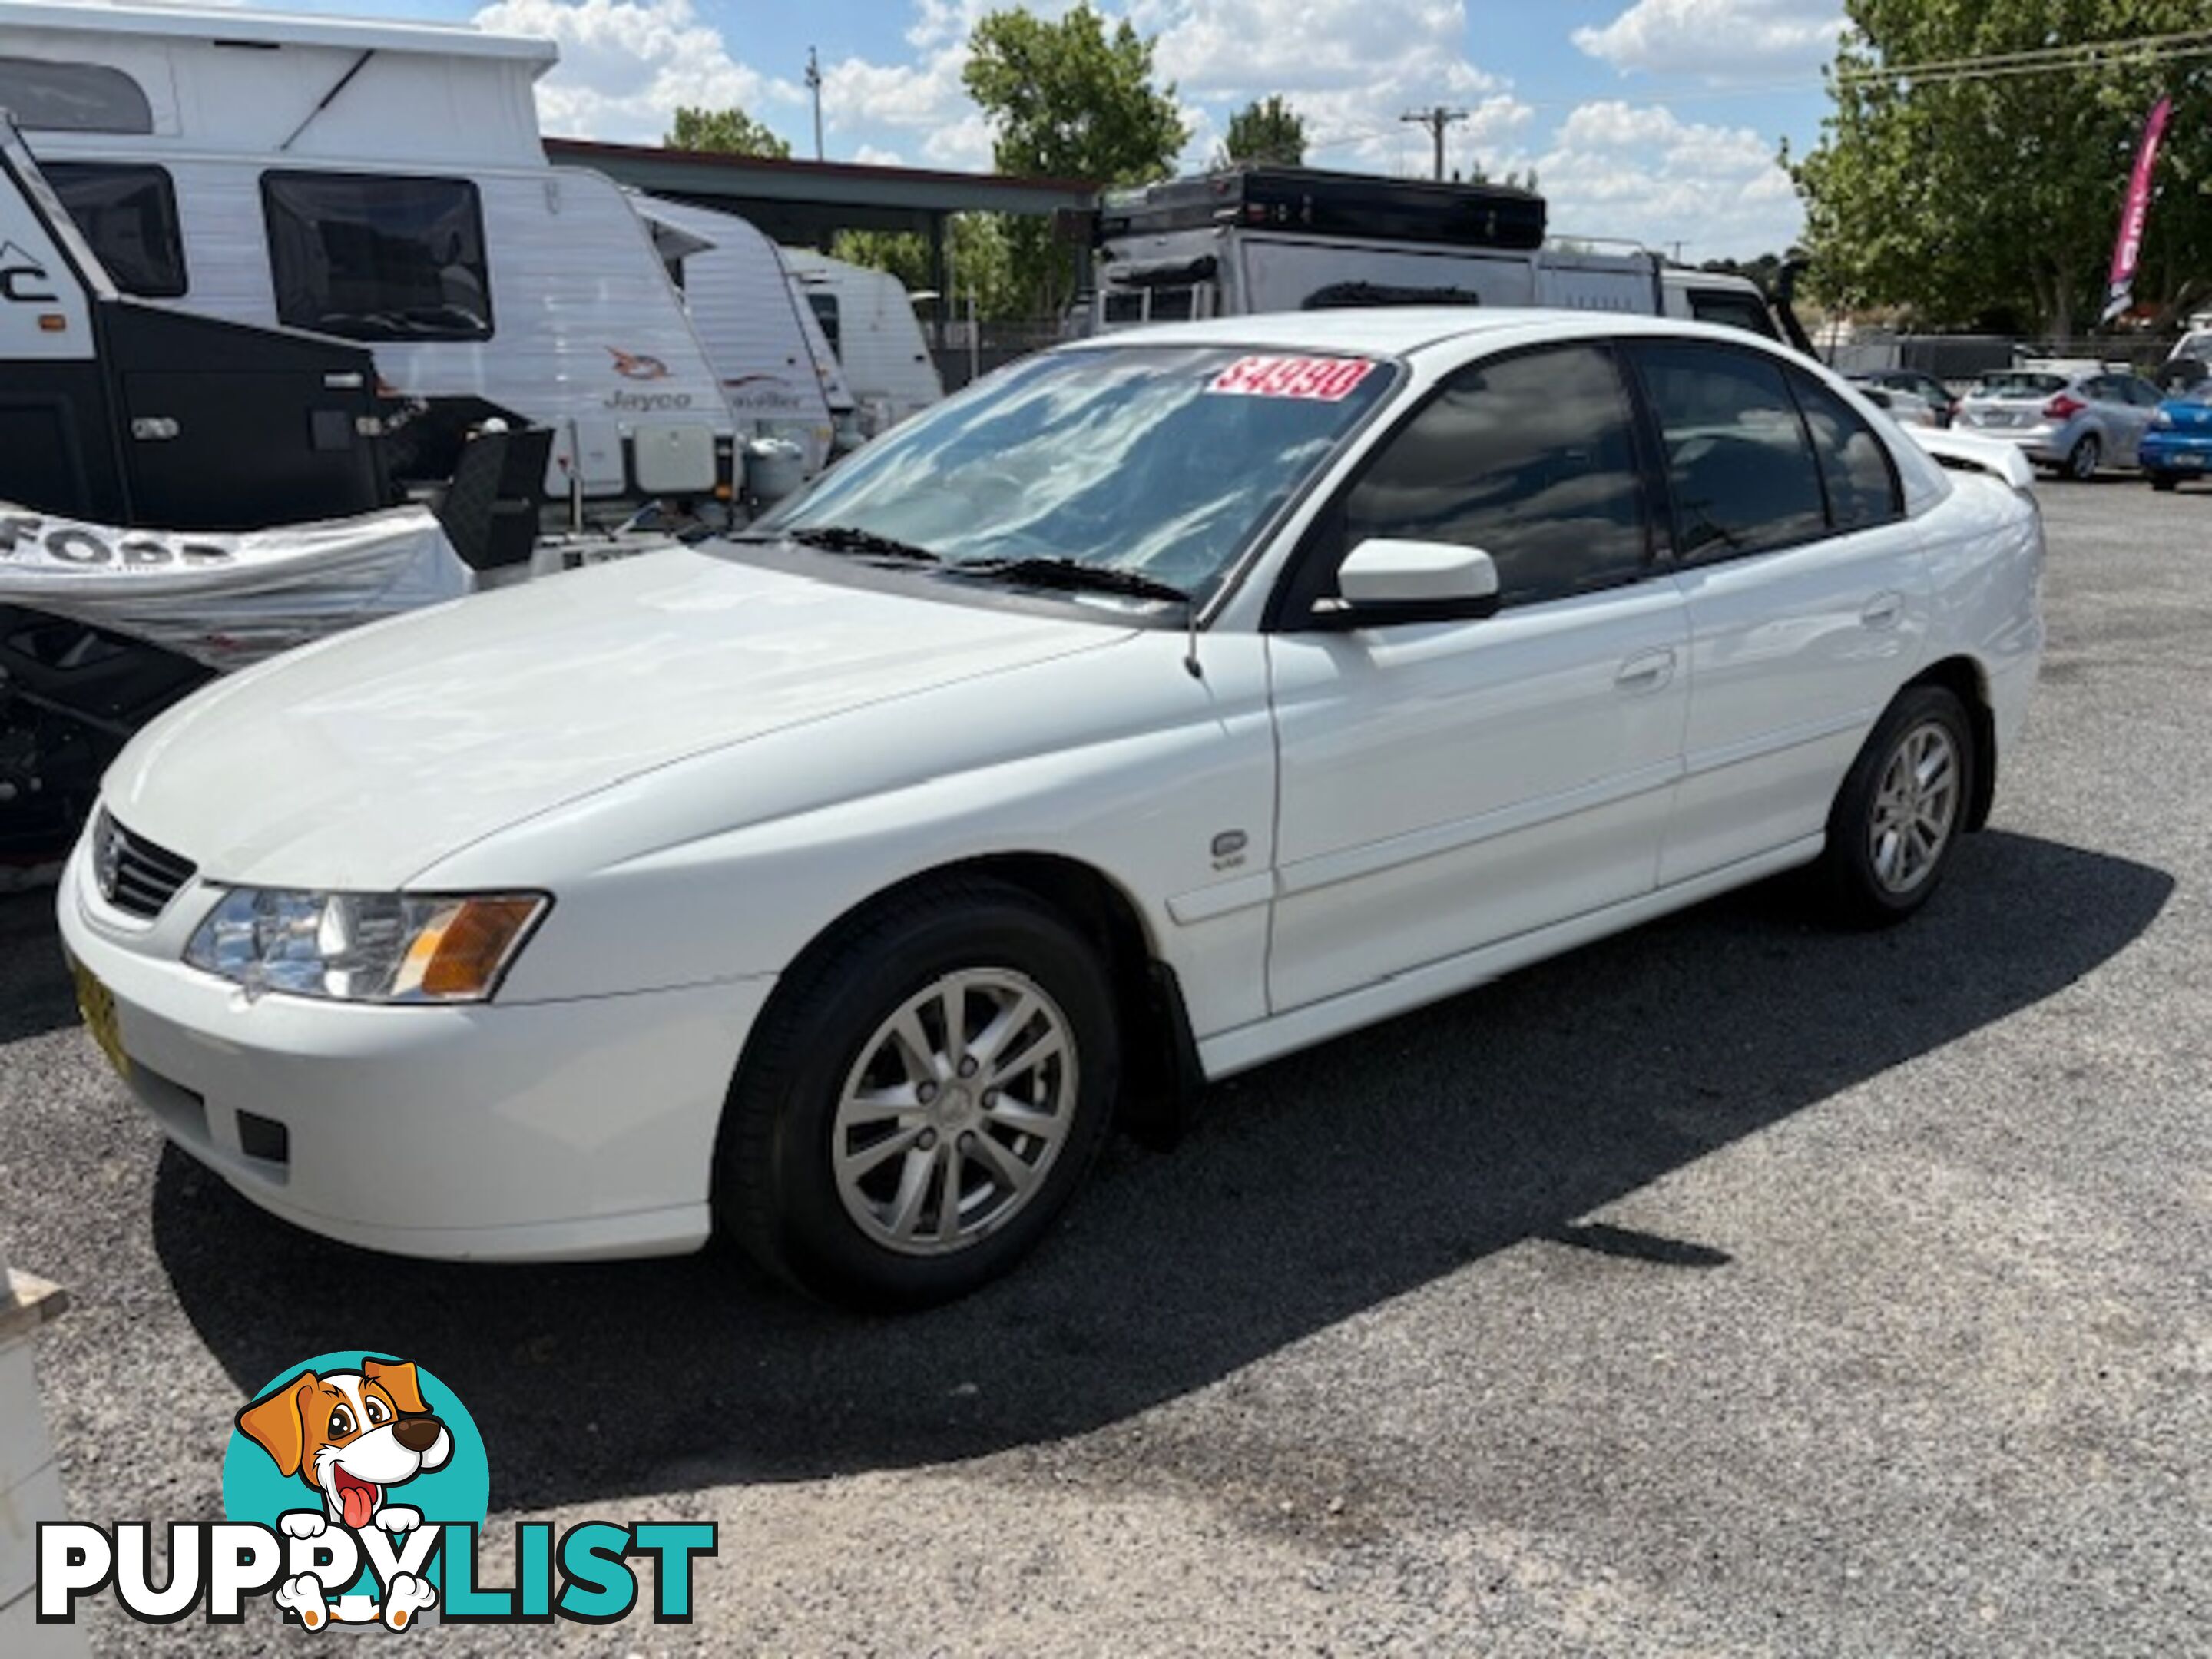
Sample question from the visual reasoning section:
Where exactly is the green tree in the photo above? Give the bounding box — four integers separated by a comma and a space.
964, 5, 1189, 313
833, 215, 1025, 320
1792, 2, 2212, 336
665, 105, 792, 158
1219, 94, 1306, 167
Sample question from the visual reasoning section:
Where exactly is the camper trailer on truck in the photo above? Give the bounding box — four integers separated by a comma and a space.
1091, 167, 1782, 339
0, 0, 737, 504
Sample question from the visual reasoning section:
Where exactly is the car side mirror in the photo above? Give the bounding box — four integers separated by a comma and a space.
1311, 538, 1502, 628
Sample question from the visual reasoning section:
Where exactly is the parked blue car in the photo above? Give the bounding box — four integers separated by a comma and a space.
2141, 385, 2212, 490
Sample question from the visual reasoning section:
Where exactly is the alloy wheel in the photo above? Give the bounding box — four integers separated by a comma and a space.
1867, 720, 1961, 895
831, 968, 1079, 1256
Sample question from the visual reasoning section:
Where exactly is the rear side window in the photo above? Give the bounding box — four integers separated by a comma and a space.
1313, 343, 1651, 610
0, 58, 153, 134
262, 171, 492, 342
1790, 372, 1902, 531
45, 162, 187, 298
1631, 342, 1826, 561
1687, 288, 1777, 339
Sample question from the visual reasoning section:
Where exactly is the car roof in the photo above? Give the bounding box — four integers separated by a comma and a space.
1061, 306, 1790, 366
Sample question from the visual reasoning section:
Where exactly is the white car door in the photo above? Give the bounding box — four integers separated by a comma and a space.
1624, 341, 1931, 885
1264, 342, 1690, 1014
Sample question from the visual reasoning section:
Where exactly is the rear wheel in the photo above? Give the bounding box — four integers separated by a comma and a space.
717, 878, 1119, 1310
2065, 433, 2101, 480
1818, 686, 1973, 927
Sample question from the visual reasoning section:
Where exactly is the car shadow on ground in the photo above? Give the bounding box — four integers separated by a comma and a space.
143, 829, 2168, 1512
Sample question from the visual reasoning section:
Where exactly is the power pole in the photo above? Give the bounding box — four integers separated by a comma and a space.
1400, 105, 1469, 180
806, 46, 823, 161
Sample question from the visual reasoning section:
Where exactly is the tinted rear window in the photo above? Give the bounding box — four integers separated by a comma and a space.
1975, 373, 2065, 398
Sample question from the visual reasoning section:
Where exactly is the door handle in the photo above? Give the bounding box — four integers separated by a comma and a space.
1860, 591, 1906, 630
1615, 647, 1676, 691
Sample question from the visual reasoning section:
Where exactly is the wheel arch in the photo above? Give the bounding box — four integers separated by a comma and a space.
734, 851, 1204, 1151
1906, 654, 1997, 830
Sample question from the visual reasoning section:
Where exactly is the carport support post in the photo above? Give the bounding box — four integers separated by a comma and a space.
929, 212, 951, 347
0, 1225, 80, 1653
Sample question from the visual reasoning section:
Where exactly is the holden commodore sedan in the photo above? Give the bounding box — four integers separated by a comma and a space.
59, 312, 2045, 1309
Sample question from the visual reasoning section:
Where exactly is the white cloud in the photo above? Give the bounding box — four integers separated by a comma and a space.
1528, 99, 1800, 257
1573, 0, 1845, 80
472, 0, 796, 144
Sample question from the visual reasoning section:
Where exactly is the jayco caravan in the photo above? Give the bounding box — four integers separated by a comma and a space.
635, 196, 846, 472
0, 1, 734, 500
781, 246, 944, 433
1091, 167, 1784, 341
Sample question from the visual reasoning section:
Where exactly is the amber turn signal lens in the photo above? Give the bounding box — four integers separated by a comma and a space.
396, 896, 547, 1000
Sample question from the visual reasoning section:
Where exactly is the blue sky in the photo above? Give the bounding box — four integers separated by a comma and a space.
209, 0, 1850, 257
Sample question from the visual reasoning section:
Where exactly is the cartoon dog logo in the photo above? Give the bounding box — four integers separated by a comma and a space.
608, 346, 671, 381
236, 1359, 452, 1631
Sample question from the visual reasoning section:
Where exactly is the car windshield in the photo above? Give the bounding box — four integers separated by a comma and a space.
2173, 333, 2212, 362
2174, 382, 2212, 405
753, 344, 1395, 602
1974, 373, 2066, 398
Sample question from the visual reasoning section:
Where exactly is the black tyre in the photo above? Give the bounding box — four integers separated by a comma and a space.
1818, 685, 1974, 928
717, 877, 1119, 1310
2065, 433, 2101, 480
2149, 470, 2180, 492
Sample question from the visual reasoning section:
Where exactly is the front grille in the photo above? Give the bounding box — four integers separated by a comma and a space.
93, 810, 197, 919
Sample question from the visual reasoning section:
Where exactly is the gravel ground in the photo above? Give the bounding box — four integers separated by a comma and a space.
3, 477, 2207, 1656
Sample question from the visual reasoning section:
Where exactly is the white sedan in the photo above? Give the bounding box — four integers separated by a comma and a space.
59, 311, 2045, 1309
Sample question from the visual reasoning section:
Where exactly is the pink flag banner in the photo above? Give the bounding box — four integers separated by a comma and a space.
2103, 96, 2173, 323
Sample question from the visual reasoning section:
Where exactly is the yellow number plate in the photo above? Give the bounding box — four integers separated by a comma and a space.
70, 959, 130, 1080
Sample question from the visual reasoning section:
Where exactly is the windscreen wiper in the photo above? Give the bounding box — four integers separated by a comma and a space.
948, 555, 1190, 606
773, 525, 942, 563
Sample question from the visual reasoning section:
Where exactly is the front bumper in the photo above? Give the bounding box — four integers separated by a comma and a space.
56, 839, 773, 1262
2137, 431, 2212, 473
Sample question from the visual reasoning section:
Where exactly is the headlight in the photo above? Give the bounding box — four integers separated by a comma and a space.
184, 889, 548, 1003
2151, 409, 2173, 429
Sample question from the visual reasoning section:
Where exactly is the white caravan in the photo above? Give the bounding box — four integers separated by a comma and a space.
781, 246, 945, 433
635, 196, 846, 472
0, 2, 733, 501
1092, 167, 1783, 343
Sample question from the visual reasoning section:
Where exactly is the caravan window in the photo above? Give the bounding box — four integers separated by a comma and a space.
806, 292, 843, 358
1101, 290, 1143, 326
45, 163, 187, 299
262, 171, 493, 343
0, 58, 154, 134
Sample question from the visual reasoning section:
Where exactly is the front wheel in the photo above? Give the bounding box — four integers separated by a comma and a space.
717, 878, 1119, 1310
1818, 686, 1974, 927
2065, 433, 2101, 480
2148, 469, 2180, 492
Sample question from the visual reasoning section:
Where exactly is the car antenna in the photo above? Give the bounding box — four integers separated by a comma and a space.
1184, 594, 1204, 680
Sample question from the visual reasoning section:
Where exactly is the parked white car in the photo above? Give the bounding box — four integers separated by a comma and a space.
59, 312, 2045, 1308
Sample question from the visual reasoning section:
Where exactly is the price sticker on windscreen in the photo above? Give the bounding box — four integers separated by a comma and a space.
1205, 355, 1378, 402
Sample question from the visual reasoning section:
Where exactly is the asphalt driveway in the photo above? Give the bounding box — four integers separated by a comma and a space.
2, 476, 2206, 1655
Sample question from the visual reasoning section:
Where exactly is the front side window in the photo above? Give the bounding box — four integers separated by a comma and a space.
262, 171, 492, 342
1790, 372, 1902, 532
1631, 342, 1826, 562
0, 58, 153, 133
1300, 343, 1652, 612
757, 345, 1394, 601
45, 162, 186, 298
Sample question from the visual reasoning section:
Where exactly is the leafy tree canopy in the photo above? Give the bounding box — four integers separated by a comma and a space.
1220, 95, 1306, 167
1791, 1, 2212, 336
666, 105, 792, 159
965, 5, 1187, 315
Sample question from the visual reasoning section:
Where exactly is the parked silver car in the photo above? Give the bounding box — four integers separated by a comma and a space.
1955, 367, 2164, 479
